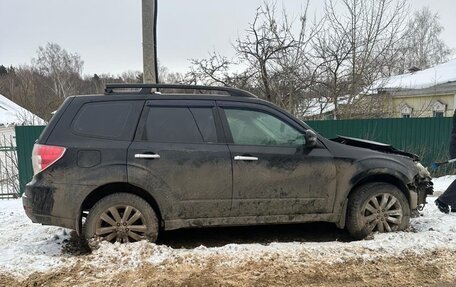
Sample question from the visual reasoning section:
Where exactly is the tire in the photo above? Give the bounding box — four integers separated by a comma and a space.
85, 193, 159, 243
346, 182, 410, 239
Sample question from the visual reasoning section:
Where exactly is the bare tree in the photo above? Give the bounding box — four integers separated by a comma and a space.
188, 1, 320, 115
158, 65, 186, 84
394, 7, 452, 73
32, 42, 84, 99
312, 0, 409, 119
0, 66, 60, 120
187, 52, 255, 89
120, 71, 143, 83
234, 1, 316, 108
189, 0, 414, 119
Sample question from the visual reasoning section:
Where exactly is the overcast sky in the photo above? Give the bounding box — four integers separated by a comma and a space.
1, 0, 455, 76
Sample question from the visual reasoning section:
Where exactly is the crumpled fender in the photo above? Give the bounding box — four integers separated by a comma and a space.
351, 156, 417, 188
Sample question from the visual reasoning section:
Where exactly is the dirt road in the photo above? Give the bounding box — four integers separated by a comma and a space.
1, 248, 455, 287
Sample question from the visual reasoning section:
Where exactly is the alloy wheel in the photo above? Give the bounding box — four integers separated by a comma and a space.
95, 205, 147, 243
362, 193, 403, 233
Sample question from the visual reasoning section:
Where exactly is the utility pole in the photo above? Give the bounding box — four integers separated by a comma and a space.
142, 0, 158, 84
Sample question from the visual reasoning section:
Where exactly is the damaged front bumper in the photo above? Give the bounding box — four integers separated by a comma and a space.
409, 162, 434, 212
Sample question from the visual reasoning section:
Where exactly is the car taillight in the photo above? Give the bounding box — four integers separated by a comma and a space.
32, 144, 66, 175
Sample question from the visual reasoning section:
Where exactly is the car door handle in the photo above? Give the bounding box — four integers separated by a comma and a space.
135, 153, 161, 159
234, 155, 258, 161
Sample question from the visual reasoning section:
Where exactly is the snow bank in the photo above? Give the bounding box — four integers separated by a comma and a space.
1, 175, 456, 278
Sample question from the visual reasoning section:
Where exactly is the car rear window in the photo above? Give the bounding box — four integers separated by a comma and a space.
72, 101, 141, 140
143, 107, 217, 143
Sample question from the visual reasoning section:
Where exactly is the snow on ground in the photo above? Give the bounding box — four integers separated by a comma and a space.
1, 176, 456, 281
0, 200, 69, 276
432, 175, 456, 194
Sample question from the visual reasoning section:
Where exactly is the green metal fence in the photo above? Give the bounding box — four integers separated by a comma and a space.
14, 118, 453, 195
0, 132, 19, 199
16, 126, 45, 195
307, 117, 452, 168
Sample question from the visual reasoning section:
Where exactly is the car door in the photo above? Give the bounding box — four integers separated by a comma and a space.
218, 101, 337, 217
127, 100, 232, 220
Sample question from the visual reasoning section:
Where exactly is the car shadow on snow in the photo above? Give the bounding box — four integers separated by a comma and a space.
157, 222, 353, 248
62, 222, 353, 254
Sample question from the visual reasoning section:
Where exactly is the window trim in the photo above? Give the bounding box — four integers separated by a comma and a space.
134, 100, 225, 144
400, 103, 412, 118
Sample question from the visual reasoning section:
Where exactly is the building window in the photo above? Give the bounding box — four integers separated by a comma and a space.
433, 111, 444, 117
432, 101, 446, 117
400, 104, 413, 118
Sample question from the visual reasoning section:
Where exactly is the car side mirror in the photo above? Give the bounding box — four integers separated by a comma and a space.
305, 130, 318, 149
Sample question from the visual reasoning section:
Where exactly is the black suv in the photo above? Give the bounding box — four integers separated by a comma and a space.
23, 84, 433, 242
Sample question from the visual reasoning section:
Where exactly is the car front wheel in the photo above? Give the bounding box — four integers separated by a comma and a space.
346, 182, 410, 239
85, 193, 159, 243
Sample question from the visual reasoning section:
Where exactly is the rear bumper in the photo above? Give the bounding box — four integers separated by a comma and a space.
23, 194, 75, 229
22, 176, 94, 231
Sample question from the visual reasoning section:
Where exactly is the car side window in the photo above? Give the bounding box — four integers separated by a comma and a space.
72, 101, 136, 140
190, 108, 218, 143
144, 107, 217, 143
224, 108, 305, 146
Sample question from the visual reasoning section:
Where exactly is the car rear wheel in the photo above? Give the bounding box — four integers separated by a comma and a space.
85, 193, 159, 243
346, 183, 410, 239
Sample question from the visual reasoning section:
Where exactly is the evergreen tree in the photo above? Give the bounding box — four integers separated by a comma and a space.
0, 65, 7, 76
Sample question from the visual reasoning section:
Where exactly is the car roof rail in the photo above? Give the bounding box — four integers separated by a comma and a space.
104, 83, 257, 98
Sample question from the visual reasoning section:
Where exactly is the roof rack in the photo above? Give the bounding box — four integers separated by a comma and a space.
104, 83, 256, 98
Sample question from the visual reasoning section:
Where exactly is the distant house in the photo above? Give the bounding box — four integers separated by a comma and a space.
0, 95, 45, 197
0, 94, 45, 139
301, 98, 335, 120
301, 96, 351, 120
371, 59, 456, 118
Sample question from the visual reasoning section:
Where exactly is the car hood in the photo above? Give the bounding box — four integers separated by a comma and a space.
330, 135, 420, 161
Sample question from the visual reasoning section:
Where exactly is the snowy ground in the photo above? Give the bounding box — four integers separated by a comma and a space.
1, 176, 456, 286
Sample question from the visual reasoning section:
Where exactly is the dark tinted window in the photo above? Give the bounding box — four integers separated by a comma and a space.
190, 108, 217, 143
144, 107, 204, 143
72, 101, 134, 139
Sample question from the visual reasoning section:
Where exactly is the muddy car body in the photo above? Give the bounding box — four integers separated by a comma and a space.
23, 84, 433, 242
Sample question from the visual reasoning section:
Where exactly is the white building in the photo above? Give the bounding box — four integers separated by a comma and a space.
370, 59, 456, 118
0, 94, 45, 138
0, 94, 45, 198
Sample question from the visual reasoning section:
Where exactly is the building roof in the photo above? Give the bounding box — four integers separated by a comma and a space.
371, 59, 456, 93
0, 94, 45, 126
301, 96, 351, 117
